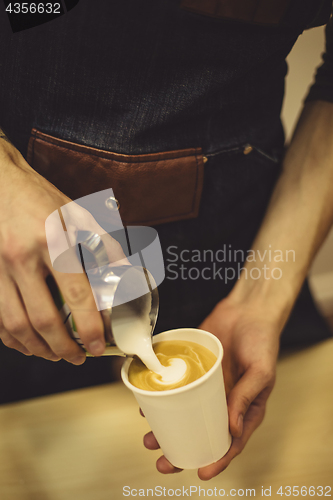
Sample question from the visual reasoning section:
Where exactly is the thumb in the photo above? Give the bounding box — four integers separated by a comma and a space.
227, 368, 266, 438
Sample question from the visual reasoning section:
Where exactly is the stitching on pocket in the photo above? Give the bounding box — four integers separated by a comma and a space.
205, 143, 283, 164
30, 128, 200, 163
205, 145, 244, 158
252, 145, 282, 164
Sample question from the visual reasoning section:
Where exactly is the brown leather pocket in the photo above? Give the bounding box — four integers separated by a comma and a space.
27, 129, 205, 226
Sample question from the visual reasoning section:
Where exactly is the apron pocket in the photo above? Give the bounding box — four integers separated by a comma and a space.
27, 128, 205, 226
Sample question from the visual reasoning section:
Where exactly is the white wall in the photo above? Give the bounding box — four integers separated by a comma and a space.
282, 26, 333, 317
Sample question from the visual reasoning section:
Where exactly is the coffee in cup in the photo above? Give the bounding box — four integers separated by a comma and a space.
128, 340, 216, 391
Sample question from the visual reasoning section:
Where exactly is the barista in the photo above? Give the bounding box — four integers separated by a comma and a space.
0, 0, 333, 480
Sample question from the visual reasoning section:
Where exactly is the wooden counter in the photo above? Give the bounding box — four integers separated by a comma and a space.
0, 339, 332, 500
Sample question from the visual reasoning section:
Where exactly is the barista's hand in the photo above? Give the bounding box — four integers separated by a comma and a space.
145, 100, 333, 478
0, 139, 127, 363
143, 296, 280, 479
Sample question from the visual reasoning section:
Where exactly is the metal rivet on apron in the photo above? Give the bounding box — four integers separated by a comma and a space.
105, 196, 120, 211
203, 156, 208, 164
243, 144, 253, 155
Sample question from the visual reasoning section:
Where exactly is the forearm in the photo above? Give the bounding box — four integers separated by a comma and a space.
230, 100, 333, 330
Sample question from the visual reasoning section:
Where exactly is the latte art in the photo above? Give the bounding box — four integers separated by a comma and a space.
128, 340, 217, 391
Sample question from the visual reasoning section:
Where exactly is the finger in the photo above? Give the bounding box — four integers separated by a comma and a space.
227, 366, 273, 438
0, 330, 33, 356
198, 438, 240, 481
143, 435, 183, 475
0, 309, 31, 354
63, 205, 129, 266
51, 266, 105, 357
143, 431, 160, 450
198, 401, 266, 480
156, 456, 183, 475
0, 274, 60, 361
15, 272, 86, 364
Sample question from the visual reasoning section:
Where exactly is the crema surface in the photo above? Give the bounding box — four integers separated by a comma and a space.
128, 340, 216, 391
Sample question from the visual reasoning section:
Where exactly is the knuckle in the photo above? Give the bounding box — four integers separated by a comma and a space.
1, 240, 30, 266
252, 362, 275, 385
0, 229, 45, 268
32, 313, 58, 332
258, 366, 275, 385
65, 283, 90, 305
240, 394, 252, 411
3, 317, 29, 337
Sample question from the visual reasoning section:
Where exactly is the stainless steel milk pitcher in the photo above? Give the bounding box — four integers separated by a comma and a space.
48, 230, 159, 357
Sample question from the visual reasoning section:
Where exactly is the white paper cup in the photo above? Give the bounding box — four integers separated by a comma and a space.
121, 328, 232, 469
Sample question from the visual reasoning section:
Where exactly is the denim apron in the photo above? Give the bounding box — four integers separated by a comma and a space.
0, 0, 331, 401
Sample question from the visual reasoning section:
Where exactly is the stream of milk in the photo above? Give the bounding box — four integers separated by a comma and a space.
112, 303, 186, 384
